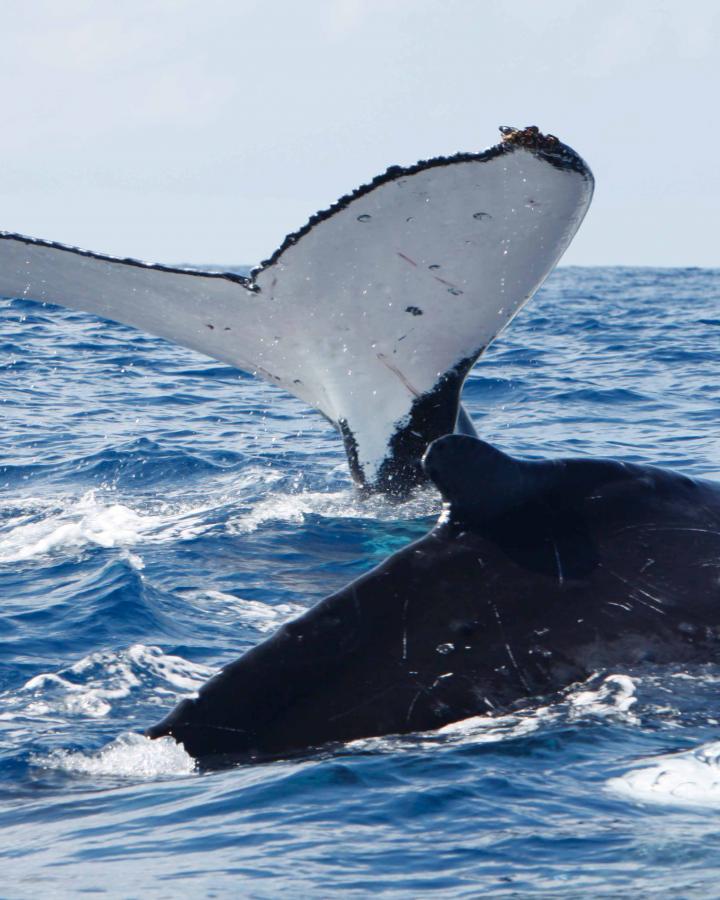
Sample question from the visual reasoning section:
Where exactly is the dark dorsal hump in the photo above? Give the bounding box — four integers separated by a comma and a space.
422, 434, 642, 526
422, 434, 534, 523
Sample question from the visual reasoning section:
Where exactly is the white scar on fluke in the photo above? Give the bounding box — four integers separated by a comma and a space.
0, 126, 593, 495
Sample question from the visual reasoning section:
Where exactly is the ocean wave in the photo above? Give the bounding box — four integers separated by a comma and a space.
607, 741, 720, 809
182, 590, 307, 633
0, 486, 245, 563
0, 495, 158, 563
1, 644, 214, 722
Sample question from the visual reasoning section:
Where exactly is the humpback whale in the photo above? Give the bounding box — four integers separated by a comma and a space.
147, 435, 720, 765
0, 127, 593, 495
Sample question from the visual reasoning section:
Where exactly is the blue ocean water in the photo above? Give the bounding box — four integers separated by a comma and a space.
1, 266, 719, 897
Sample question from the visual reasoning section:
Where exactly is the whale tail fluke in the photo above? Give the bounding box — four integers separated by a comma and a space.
0, 128, 593, 494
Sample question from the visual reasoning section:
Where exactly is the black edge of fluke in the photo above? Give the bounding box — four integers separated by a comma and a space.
0, 231, 253, 287
0, 126, 591, 299
251, 126, 593, 277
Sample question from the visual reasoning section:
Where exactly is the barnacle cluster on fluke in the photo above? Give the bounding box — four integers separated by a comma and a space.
499, 125, 560, 150
497, 125, 587, 175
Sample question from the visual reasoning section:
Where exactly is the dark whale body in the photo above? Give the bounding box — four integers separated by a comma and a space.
147, 435, 720, 765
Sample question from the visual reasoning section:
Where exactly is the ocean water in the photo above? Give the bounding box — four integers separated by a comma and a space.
1, 266, 720, 898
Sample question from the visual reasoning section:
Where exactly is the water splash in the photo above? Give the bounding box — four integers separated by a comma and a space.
0, 476, 438, 564
228, 485, 439, 535
35, 732, 196, 778
567, 673, 638, 723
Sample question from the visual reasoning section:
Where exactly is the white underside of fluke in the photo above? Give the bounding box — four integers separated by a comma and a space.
0, 137, 593, 488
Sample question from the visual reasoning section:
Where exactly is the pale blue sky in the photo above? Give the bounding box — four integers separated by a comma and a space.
2, 0, 718, 267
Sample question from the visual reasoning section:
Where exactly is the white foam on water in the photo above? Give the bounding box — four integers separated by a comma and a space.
347, 674, 643, 756
0, 492, 226, 564
436, 674, 639, 745
3, 644, 214, 721
120, 549, 146, 571
567, 673, 639, 723
35, 732, 196, 778
345, 705, 554, 756
347, 673, 644, 758
192, 590, 306, 632
0, 470, 437, 563
350, 675, 639, 755
0, 494, 155, 562
122, 643, 215, 692
607, 742, 720, 809
437, 706, 554, 742
0, 466, 275, 562
671, 670, 720, 685
228, 485, 439, 534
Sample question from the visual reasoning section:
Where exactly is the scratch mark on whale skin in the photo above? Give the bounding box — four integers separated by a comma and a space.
376, 353, 420, 398
404, 681, 450, 725
601, 565, 668, 616
614, 524, 720, 538
401, 595, 409, 661
490, 602, 531, 691
328, 683, 405, 724
406, 688, 424, 724
396, 251, 418, 267
551, 537, 565, 586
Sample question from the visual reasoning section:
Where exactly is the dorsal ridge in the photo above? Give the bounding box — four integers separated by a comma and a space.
422, 434, 530, 522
